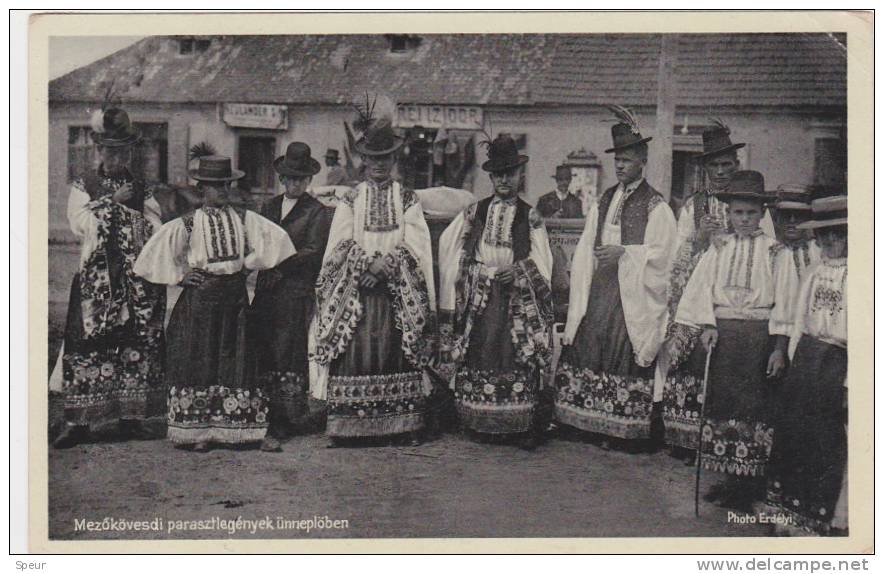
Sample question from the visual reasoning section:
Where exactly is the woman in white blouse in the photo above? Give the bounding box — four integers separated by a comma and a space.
134, 156, 296, 452
764, 191, 848, 536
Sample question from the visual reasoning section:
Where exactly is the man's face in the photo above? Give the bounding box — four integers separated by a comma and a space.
704, 153, 739, 190
555, 173, 572, 194
200, 182, 230, 208
775, 208, 812, 243
281, 174, 311, 199
728, 199, 764, 236
363, 152, 396, 183
99, 145, 132, 177
325, 157, 337, 167
490, 164, 524, 198
614, 148, 645, 185
816, 227, 848, 259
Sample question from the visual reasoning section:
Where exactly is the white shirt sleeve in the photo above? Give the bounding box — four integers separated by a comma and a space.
617, 201, 678, 366
528, 207, 553, 283
67, 184, 98, 240
564, 202, 600, 341
402, 201, 437, 311
675, 245, 718, 329
133, 218, 191, 285
437, 208, 469, 312
321, 199, 356, 264
243, 211, 297, 271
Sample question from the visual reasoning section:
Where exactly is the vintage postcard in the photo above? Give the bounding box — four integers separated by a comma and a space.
26, 10, 873, 553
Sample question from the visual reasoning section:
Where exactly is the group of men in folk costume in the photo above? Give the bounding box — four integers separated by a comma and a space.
51, 103, 848, 535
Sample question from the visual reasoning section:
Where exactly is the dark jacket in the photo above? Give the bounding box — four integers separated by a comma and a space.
536, 190, 584, 219
593, 180, 664, 247
254, 193, 331, 297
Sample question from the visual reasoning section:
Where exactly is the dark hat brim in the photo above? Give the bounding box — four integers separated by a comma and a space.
797, 218, 848, 230
188, 168, 246, 182
696, 142, 746, 161
481, 154, 529, 173
90, 130, 142, 148
354, 136, 405, 156
714, 191, 770, 204
604, 136, 653, 154
273, 155, 322, 177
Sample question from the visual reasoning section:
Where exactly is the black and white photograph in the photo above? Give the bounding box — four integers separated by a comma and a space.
23, 10, 873, 553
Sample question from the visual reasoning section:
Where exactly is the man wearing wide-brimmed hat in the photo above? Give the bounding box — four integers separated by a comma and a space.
250, 142, 331, 451
52, 107, 168, 449
555, 107, 677, 451
764, 187, 848, 536
676, 120, 775, 255
308, 116, 436, 447
134, 155, 297, 452
669, 170, 786, 510
438, 134, 554, 449
536, 164, 584, 219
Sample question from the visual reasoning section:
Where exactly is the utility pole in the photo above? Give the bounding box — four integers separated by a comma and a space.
650, 34, 678, 202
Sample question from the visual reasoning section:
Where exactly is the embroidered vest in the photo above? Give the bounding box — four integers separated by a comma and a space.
464, 196, 531, 262
594, 182, 661, 247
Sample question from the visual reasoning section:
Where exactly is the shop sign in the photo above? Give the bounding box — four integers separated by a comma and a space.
395, 104, 483, 130
223, 103, 288, 130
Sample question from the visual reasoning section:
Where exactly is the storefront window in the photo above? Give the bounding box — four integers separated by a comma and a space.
237, 135, 277, 195
399, 127, 479, 191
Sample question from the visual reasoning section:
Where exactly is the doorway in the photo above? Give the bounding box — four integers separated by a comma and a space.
237, 135, 277, 195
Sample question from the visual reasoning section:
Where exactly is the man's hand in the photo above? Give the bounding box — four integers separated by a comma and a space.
594, 245, 625, 266
700, 327, 718, 353
368, 257, 387, 279
766, 349, 787, 379
495, 265, 515, 285
112, 182, 135, 204
359, 271, 380, 289
180, 269, 209, 288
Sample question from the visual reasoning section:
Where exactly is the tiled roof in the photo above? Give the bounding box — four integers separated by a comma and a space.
542, 33, 847, 107
49, 33, 846, 108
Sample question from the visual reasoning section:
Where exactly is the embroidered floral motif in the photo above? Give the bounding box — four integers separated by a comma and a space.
62, 342, 165, 425
454, 367, 537, 434
482, 198, 516, 249
310, 239, 369, 365
386, 245, 436, 369
79, 195, 159, 341
661, 370, 704, 448
201, 206, 243, 264
765, 486, 837, 535
364, 181, 399, 232
699, 418, 774, 476
167, 385, 269, 431
811, 284, 844, 316
261, 371, 308, 424
553, 363, 654, 439
326, 371, 426, 436
510, 259, 554, 369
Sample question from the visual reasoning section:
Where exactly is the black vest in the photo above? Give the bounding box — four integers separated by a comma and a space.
464, 195, 532, 262
594, 181, 661, 247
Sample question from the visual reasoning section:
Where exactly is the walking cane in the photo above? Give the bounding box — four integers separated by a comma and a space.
694, 341, 715, 517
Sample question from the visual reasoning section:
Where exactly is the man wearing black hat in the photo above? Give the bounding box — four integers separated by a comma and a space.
536, 165, 584, 219
670, 170, 784, 510
675, 120, 774, 257
309, 115, 436, 447
556, 106, 677, 451
324, 148, 348, 186
52, 107, 168, 449
134, 155, 297, 452
250, 142, 331, 451
438, 134, 554, 450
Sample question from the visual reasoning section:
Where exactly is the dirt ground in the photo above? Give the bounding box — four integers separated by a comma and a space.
48, 421, 772, 541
